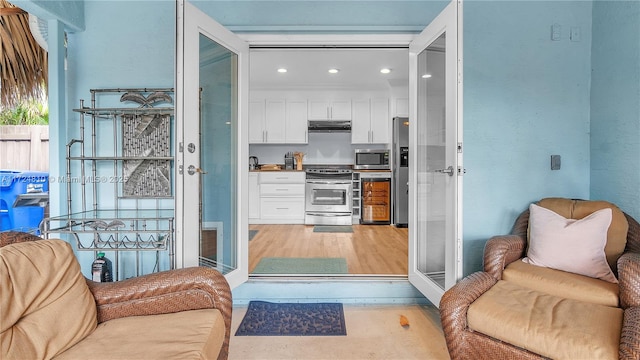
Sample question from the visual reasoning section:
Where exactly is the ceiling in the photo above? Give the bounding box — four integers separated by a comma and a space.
249, 48, 409, 91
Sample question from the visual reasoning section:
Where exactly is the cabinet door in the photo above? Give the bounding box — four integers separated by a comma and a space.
249, 173, 260, 220
330, 99, 352, 120
264, 99, 286, 143
308, 99, 330, 120
370, 98, 390, 144
351, 98, 371, 144
286, 99, 308, 143
249, 99, 265, 143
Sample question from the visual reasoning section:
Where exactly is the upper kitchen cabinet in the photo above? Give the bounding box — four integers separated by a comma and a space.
352, 98, 390, 144
285, 99, 308, 144
308, 99, 352, 120
249, 98, 307, 144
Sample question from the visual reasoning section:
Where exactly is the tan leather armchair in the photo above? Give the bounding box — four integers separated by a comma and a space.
440, 198, 640, 360
1, 231, 232, 360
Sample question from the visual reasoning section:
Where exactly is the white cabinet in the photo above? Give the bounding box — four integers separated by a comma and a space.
308, 99, 352, 120
285, 99, 308, 143
249, 100, 266, 143
351, 98, 390, 144
249, 99, 307, 144
249, 172, 260, 222
250, 99, 284, 143
257, 171, 306, 224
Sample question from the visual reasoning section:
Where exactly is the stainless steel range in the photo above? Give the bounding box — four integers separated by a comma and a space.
305, 166, 353, 225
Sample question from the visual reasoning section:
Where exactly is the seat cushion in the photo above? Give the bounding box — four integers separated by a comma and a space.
468, 280, 623, 360
0, 240, 97, 359
505, 260, 619, 307
54, 309, 226, 360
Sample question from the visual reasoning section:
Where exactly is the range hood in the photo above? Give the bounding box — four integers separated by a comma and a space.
308, 120, 351, 133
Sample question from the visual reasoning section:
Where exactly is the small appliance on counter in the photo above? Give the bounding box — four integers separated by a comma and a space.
284, 152, 295, 170
249, 156, 259, 170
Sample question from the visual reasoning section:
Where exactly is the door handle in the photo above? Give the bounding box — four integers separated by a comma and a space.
435, 166, 455, 176
187, 165, 207, 175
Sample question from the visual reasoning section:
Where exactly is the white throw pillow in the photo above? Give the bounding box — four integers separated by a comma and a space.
523, 203, 618, 283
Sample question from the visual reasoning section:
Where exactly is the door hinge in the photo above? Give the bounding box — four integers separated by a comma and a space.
179, 142, 184, 153
178, 165, 184, 175
457, 142, 463, 153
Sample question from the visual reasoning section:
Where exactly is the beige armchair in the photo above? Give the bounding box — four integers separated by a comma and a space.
440, 198, 640, 360
1, 231, 232, 360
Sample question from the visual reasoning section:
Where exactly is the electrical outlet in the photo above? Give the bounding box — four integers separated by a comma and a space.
551, 155, 561, 170
551, 23, 562, 41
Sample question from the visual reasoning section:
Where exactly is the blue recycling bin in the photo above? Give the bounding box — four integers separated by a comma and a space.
0, 170, 49, 234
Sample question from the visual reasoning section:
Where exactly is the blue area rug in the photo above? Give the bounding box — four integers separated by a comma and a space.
235, 301, 347, 336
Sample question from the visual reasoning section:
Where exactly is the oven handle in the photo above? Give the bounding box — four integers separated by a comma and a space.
306, 212, 352, 217
306, 180, 352, 185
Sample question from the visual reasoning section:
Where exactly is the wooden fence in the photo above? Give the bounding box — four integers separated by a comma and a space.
0, 125, 49, 171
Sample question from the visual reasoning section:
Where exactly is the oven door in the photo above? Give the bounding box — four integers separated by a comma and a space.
305, 181, 352, 213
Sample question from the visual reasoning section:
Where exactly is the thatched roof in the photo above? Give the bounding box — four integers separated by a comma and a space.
0, 0, 47, 109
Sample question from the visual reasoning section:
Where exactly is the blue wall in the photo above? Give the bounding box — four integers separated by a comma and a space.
462, 0, 593, 272
590, 0, 640, 221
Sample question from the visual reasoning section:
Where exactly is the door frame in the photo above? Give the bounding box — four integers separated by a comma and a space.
176, 1, 463, 294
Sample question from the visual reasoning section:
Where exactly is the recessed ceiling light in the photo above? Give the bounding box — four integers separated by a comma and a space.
380, 68, 391, 74
328, 68, 339, 74
422, 74, 432, 78
277, 68, 287, 73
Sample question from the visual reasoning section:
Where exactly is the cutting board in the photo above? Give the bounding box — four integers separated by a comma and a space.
260, 164, 282, 171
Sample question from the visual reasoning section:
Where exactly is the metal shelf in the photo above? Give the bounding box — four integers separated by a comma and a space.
42, 88, 176, 280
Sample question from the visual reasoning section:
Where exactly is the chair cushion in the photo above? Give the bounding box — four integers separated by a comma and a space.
504, 260, 619, 307
524, 204, 617, 283
536, 198, 628, 273
54, 309, 225, 360
0, 240, 97, 359
468, 280, 623, 360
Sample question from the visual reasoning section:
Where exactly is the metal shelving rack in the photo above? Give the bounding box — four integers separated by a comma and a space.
42, 88, 175, 280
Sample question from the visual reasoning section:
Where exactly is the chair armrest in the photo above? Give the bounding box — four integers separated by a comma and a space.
620, 306, 640, 360
483, 235, 527, 280
439, 272, 498, 359
618, 252, 640, 309
86, 266, 231, 324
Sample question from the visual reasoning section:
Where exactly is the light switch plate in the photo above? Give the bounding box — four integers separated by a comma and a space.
551, 155, 561, 170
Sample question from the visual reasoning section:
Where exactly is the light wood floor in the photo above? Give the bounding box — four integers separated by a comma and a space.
248, 224, 409, 275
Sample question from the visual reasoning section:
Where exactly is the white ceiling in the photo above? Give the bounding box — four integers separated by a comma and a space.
249, 48, 409, 91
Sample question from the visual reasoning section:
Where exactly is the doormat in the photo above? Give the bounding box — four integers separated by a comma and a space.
249, 229, 259, 241
313, 225, 353, 233
235, 301, 347, 336
252, 257, 348, 274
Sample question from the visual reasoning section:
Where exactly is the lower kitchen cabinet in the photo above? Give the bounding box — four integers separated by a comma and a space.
255, 171, 306, 224
249, 172, 260, 221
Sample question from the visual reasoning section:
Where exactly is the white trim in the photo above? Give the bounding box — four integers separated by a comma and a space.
239, 33, 416, 47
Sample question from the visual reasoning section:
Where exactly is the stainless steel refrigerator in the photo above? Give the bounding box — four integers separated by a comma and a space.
393, 117, 409, 227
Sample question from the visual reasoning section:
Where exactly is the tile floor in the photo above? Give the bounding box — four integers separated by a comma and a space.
229, 304, 451, 360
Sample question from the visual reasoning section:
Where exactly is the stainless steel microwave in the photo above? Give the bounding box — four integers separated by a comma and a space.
354, 149, 390, 170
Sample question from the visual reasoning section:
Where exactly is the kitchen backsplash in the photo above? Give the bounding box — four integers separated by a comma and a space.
249, 132, 387, 165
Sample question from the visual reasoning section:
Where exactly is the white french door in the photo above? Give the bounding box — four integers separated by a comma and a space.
408, 0, 463, 307
176, 0, 249, 288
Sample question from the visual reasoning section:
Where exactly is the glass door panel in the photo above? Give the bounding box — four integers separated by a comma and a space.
198, 35, 238, 274
408, 0, 462, 307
